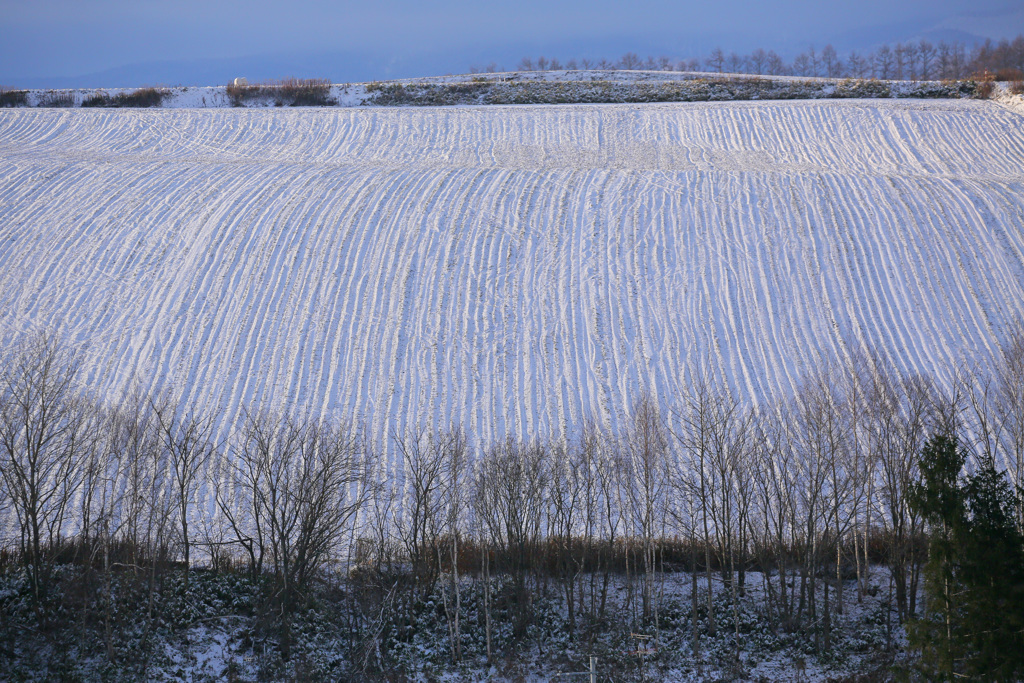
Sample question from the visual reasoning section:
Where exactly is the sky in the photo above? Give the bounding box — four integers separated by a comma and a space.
1, 0, 1021, 87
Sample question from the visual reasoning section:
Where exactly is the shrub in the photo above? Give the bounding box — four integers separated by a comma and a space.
1009, 80, 1024, 95
81, 87, 168, 108
994, 67, 1024, 82
0, 87, 28, 108
974, 76, 995, 99
280, 77, 333, 106
117, 87, 167, 107
36, 90, 75, 108
225, 80, 248, 105
227, 77, 335, 107
80, 90, 109, 107
360, 75, 995, 107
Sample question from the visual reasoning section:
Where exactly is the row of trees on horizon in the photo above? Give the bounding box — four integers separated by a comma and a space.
1, 328, 1024, 676
469, 34, 1024, 82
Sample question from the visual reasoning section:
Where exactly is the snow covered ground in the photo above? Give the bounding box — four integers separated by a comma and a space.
0, 99, 1023, 470
0, 563, 907, 682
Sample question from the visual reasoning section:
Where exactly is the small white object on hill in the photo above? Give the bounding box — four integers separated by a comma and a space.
233, 77, 248, 87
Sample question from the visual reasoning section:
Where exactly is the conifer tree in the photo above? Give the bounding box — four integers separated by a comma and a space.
908, 433, 966, 678
908, 433, 1024, 680
958, 455, 1024, 679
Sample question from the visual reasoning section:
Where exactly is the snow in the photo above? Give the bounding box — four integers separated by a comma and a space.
138, 568, 908, 682
0, 99, 1022, 474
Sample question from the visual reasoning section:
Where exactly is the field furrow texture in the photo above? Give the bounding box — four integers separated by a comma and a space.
1, 100, 1023, 466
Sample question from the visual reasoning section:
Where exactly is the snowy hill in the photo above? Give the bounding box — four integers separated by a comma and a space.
1, 70, 1000, 109
0, 99, 1023, 458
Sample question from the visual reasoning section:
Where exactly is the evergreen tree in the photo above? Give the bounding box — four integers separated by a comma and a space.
908, 433, 1024, 680
959, 455, 1024, 679
908, 433, 966, 678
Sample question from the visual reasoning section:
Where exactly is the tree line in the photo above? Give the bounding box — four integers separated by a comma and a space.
471, 34, 1024, 82
2, 329, 1024, 678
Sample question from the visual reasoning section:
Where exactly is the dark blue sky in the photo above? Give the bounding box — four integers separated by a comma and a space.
1, 0, 1021, 87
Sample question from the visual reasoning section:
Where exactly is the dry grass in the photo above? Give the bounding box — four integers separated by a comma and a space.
82, 87, 168, 108
226, 77, 334, 107
974, 75, 996, 99
36, 90, 75, 108
0, 87, 28, 108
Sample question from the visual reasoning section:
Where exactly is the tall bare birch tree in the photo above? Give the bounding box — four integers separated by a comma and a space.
0, 334, 89, 607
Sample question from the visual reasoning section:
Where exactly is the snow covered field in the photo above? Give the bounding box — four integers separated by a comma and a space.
0, 99, 1023, 465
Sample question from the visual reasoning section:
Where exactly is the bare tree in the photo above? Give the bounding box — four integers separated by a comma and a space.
918, 40, 937, 80
749, 410, 801, 632
937, 42, 954, 79
394, 427, 449, 597
393, 425, 466, 662
727, 52, 746, 74
749, 48, 768, 75
348, 471, 399, 673
0, 334, 89, 607
674, 371, 725, 636
993, 322, 1024, 528
905, 42, 922, 80
766, 51, 787, 76
821, 44, 842, 78
106, 391, 164, 569
788, 371, 848, 652
707, 392, 754, 663
549, 437, 586, 639
869, 368, 933, 625
667, 446, 702, 663
620, 395, 670, 627
949, 42, 967, 79
1013, 35, 1024, 74
963, 369, 1002, 468
437, 428, 467, 664
894, 43, 908, 80
793, 53, 812, 77
694, 382, 753, 653
474, 436, 548, 639
705, 47, 725, 73
846, 51, 868, 78
224, 410, 372, 658
808, 45, 820, 77
593, 421, 624, 627
152, 399, 215, 585
80, 401, 145, 660
619, 52, 643, 70
840, 351, 878, 604
571, 421, 610, 639
875, 45, 895, 79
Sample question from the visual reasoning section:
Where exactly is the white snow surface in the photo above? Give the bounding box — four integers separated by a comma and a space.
1, 100, 1023, 464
